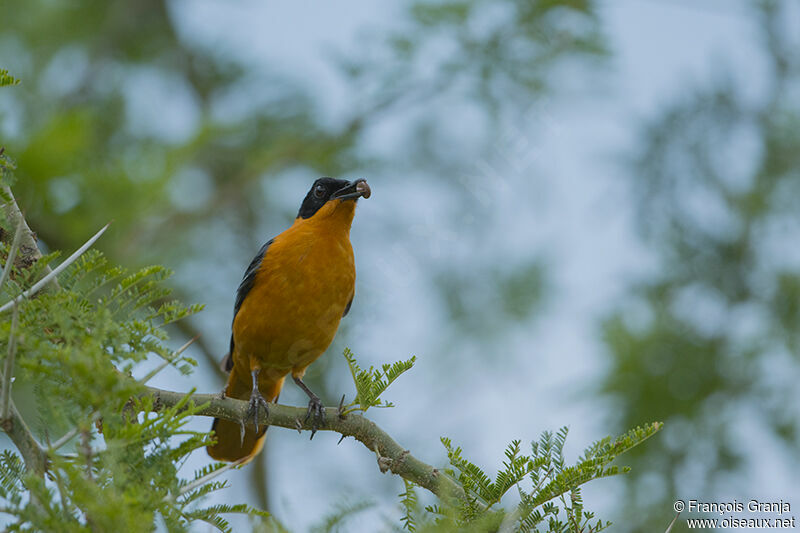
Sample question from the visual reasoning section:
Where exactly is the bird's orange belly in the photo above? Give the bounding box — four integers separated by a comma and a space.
232, 236, 354, 381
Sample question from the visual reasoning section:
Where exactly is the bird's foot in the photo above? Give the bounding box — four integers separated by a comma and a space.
245, 387, 269, 433
304, 395, 326, 440
293, 375, 326, 439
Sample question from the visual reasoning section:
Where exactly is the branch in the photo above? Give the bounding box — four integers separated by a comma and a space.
0, 189, 49, 477
0, 186, 58, 291
143, 386, 466, 506
0, 216, 24, 292
0, 222, 110, 314
1, 303, 19, 420
0, 399, 47, 477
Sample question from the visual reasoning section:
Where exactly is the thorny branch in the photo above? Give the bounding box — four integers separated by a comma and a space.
0, 186, 57, 291
143, 386, 466, 506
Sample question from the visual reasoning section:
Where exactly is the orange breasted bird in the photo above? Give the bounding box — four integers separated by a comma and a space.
207, 177, 371, 463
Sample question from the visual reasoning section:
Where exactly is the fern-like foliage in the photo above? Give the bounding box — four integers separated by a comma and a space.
399, 479, 419, 531
0, 451, 24, 505
342, 348, 415, 414
416, 422, 662, 532
0, 68, 20, 87
0, 199, 262, 532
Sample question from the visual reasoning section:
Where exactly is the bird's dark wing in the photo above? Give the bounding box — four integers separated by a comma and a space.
342, 294, 353, 317
225, 239, 273, 369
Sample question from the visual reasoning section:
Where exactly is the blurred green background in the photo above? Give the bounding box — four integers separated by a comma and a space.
1, 0, 799, 530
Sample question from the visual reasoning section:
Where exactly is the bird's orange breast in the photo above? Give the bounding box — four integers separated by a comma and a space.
231, 201, 356, 384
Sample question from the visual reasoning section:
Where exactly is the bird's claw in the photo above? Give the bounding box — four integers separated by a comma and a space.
304, 396, 325, 440
245, 389, 269, 433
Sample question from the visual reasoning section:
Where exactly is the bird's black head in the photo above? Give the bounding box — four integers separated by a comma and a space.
296, 177, 371, 219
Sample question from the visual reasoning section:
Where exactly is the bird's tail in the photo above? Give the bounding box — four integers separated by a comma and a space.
206, 366, 284, 463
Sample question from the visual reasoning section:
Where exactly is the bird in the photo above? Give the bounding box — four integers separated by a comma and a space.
207, 177, 371, 463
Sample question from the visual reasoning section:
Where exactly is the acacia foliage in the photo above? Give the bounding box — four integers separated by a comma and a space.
0, 150, 266, 531
390, 424, 661, 532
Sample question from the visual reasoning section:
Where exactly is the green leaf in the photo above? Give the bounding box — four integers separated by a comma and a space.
0, 68, 20, 87
342, 348, 415, 414
398, 479, 418, 531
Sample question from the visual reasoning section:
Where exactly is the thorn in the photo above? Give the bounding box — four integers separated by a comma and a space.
337, 434, 346, 445
0, 221, 111, 313
374, 445, 391, 473
664, 512, 681, 533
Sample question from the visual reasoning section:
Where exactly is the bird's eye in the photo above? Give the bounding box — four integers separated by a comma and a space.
314, 185, 326, 199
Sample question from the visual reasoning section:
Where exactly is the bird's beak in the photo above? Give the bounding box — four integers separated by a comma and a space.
332, 179, 371, 201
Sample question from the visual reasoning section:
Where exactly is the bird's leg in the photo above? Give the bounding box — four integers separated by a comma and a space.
245, 368, 269, 434
293, 376, 325, 439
